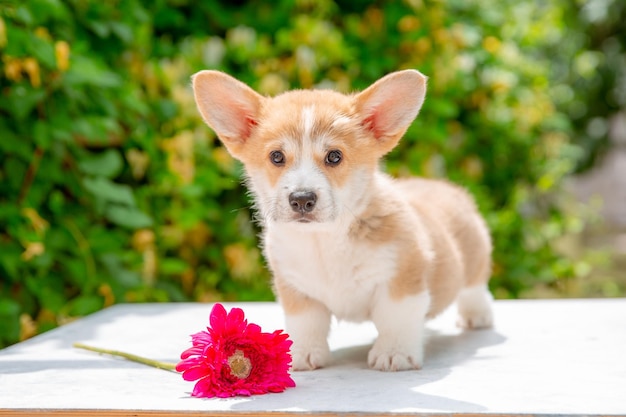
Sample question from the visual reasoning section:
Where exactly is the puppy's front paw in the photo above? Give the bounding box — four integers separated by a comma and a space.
291, 343, 331, 371
367, 341, 423, 372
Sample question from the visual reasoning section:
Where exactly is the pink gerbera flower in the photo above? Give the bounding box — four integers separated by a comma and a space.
176, 303, 296, 398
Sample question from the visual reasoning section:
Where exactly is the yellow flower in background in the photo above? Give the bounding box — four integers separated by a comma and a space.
0, 17, 7, 48
3, 56, 23, 82
19, 209, 49, 262
414, 38, 431, 55
461, 156, 484, 180
21, 208, 49, 236
397, 15, 420, 33
132, 229, 155, 251
483, 36, 501, 54
98, 284, 115, 307
55, 40, 70, 72
132, 229, 157, 285
21, 242, 45, 261
223, 243, 260, 280
22, 57, 41, 88
422, 153, 446, 179
19, 314, 37, 342
162, 131, 195, 184
212, 146, 237, 174
34, 27, 52, 41
126, 148, 150, 180
433, 28, 450, 45
185, 222, 212, 250
258, 73, 289, 96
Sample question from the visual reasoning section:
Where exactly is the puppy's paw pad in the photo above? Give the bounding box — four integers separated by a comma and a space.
291, 346, 330, 371
367, 350, 422, 372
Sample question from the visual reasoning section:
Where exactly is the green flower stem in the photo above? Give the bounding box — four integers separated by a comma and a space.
73, 342, 178, 372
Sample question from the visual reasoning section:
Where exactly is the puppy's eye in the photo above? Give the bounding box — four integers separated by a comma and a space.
325, 150, 342, 167
270, 150, 285, 166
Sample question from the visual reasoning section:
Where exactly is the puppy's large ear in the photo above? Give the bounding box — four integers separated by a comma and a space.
192, 70, 264, 159
354, 70, 427, 153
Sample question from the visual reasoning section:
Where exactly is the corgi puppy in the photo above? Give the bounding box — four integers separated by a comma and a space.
192, 69, 494, 372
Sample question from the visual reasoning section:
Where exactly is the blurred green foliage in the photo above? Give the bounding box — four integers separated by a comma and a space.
556, 0, 626, 172
0, 0, 618, 347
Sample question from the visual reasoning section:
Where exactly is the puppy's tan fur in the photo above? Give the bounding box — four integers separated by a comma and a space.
192, 69, 493, 371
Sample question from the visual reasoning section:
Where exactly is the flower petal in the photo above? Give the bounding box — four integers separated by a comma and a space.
179, 346, 203, 360
181, 366, 212, 382
209, 303, 228, 332
192, 378, 217, 398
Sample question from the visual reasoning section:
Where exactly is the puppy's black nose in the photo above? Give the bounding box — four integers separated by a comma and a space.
289, 191, 317, 213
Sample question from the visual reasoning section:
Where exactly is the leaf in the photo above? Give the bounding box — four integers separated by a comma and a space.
13, 5, 34, 25
109, 21, 133, 44
82, 177, 136, 206
65, 296, 103, 316
0, 299, 20, 317
427, 97, 459, 118
0, 85, 46, 120
72, 116, 122, 144
3, 156, 28, 192
28, 0, 70, 23
33, 120, 52, 148
160, 258, 189, 275
0, 122, 32, 159
78, 149, 123, 178
28, 34, 56, 69
3, 25, 30, 56
99, 253, 142, 287
0, 299, 21, 346
39, 285, 66, 312
87, 21, 110, 38
105, 205, 153, 229
63, 55, 122, 88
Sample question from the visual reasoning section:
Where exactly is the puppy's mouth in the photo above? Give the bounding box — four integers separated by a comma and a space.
292, 214, 317, 224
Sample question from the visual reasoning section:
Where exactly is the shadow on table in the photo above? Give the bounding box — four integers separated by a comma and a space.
229, 327, 506, 413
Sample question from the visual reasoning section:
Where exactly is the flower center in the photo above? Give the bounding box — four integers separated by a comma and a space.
228, 350, 252, 379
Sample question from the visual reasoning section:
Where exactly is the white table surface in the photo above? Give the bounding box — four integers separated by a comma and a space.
0, 299, 625, 416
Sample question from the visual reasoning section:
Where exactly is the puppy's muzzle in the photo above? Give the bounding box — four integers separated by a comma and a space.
289, 190, 317, 214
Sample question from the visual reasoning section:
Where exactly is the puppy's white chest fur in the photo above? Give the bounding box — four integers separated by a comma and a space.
266, 223, 396, 322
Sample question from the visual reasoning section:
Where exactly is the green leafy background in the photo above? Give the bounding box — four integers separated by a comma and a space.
1, 0, 624, 347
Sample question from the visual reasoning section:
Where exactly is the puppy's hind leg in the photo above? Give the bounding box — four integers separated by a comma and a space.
457, 242, 494, 329
456, 284, 494, 329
